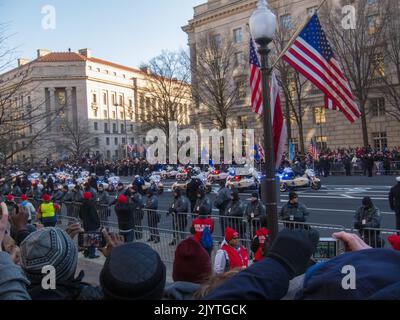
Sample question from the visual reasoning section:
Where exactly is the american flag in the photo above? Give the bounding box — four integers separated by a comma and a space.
258, 143, 265, 162
283, 14, 361, 123
308, 140, 318, 160
249, 39, 287, 169
249, 39, 263, 115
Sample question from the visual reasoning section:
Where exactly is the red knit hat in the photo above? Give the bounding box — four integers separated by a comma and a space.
42, 194, 51, 202
172, 237, 212, 284
388, 235, 400, 251
21, 194, 28, 201
225, 227, 239, 242
83, 192, 92, 200
6, 194, 14, 202
117, 195, 128, 204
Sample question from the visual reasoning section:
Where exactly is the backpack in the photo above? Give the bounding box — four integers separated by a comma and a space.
200, 226, 213, 250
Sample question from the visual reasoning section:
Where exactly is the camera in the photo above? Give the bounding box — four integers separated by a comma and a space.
78, 232, 106, 248
312, 237, 345, 262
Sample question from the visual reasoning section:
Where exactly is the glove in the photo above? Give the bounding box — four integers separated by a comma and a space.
267, 228, 319, 279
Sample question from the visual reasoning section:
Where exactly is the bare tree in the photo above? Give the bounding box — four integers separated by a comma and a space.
272, 13, 308, 154
55, 119, 95, 161
140, 50, 191, 136
379, 0, 400, 121
321, 0, 389, 147
193, 32, 245, 130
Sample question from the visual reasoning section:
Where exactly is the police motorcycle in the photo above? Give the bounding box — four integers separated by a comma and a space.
172, 170, 212, 194
225, 166, 260, 191
278, 167, 322, 192
143, 169, 164, 195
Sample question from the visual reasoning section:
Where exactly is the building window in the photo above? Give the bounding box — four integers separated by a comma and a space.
104, 123, 108, 133
213, 34, 222, 48
235, 79, 247, 100
106, 150, 111, 159
370, 97, 385, 117
238, 116, 248, 129
112, 93, 117, 106
113, 123, 117, 133
92, 93, 97, 103
93, 109, 98, 117
122, 137, 126, 144
88, 66, 92, 70
129, 99, 133, 108
373, 132, 387, 151
130, 124, 133, 132
106, 137, 110, 146
114, 137, 118, 145
94, 137, 99, 147
234, 52, 244, 67
113, 72, 117, 76
280, 14, 293, 30
131, 138, 134, 145
103, 110, 108, 119
97, 68, 100, 72
119, 96, 123, 106
57, 90, 66, 106
121, 124, 124, 133
123, 74, 126, 78
94, 122, 98, 131
307, 6, 318, 16
120, 112, 124, 119
233, 28, 243, 44
314, 107, 326, 124
112, 111, 116, 119
316, 136, 327, 151
367, 15, 378, 35
103, 93, 107, 105
105, 70, 109, 75
372, 53, 385, 78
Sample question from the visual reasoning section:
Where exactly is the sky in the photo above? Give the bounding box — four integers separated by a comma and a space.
0, 0, 205, 70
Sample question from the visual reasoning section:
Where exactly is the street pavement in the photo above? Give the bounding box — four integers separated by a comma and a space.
76, 174, 398, 286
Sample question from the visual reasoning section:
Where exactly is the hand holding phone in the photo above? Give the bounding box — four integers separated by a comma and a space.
312, 237, 345, 262
78, 231, 106, 248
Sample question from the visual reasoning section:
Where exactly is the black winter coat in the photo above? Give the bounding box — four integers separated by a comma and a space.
79, 200, 100, 231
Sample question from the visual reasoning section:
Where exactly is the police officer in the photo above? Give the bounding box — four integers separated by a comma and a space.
168, 188, 189, 246
112, 182, 126, 205
224, 189, 246, 239
214, 180, 232, 235
193, 186, 212, 217
96, 183, 110, 222
145, 189, 159, 243
354, 196, 382, 248
52, 185, 64, 205
186, 177, 203, 213
245, 192, 266, 238
130, 185, 144, 240
389, 177, 400, 232
279, 191, 310, 229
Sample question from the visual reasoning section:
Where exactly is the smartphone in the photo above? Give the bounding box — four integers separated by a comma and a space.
312, 237, 345, 262
78, 232, 106, 248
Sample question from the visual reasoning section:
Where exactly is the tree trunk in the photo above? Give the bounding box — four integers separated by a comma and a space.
285, 100, 292, 146
359, 101, 369, 147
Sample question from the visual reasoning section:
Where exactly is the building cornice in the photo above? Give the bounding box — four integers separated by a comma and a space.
183, 0, 257, 32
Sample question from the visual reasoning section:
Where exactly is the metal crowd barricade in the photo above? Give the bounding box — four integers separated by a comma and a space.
355, 227, 400, 249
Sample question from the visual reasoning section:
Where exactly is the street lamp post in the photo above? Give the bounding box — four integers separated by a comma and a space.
249, 0, 279, 241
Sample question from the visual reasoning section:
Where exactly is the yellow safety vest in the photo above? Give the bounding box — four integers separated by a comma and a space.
40, 202, 55, 218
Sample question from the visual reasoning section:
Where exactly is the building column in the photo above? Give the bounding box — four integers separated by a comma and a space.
48, 87, 56, 132
66, 87, 73, 124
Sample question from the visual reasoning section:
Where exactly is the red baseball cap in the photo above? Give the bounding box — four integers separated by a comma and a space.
21, 194, 28, 201
6, 194, 14, 202
42, 194, 51, 202
117, 195, 128, 204
83, 192, 92, 200
225, 227, 239, 242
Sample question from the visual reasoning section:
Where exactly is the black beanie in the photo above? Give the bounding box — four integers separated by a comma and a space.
100, 243, 166, 300
289, 191, 298, 200
362, 196, 372, 207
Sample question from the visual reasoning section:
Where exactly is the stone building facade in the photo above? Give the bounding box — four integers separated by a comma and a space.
183, 0, 400, 153
0, 49, 192, 162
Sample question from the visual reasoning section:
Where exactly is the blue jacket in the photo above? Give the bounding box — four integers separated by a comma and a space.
296, 249, 400, 300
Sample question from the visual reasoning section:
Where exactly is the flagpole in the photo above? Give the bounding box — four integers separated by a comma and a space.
270, 0, 329, 69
